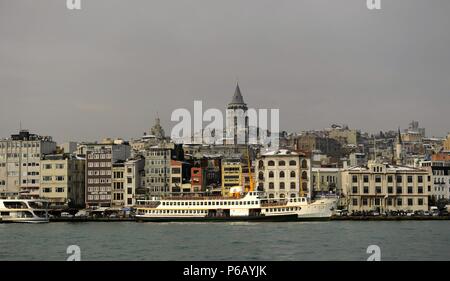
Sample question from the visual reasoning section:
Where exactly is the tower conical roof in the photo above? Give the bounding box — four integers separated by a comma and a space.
230, 82, 245, 105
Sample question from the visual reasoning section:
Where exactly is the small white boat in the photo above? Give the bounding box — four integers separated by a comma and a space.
0, 199, 49, 223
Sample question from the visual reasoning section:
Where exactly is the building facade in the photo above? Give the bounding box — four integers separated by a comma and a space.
256, 149, 312, 199
0, 130, 56, 197
84, 143, 131, 208
341, 161, 430, 212
221, 158, 242, 195
144, 143, 173, 196
312, 167, 341, 195
40, 154, 85, 208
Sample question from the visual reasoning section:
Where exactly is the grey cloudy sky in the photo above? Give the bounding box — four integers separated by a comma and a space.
1, 0, 449, 143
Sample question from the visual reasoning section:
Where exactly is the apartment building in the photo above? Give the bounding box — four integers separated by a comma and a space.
40, 154, 85, 208
83, 142, 131, 208
0, 130, 56, 197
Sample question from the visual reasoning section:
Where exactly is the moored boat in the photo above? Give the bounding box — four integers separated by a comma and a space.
0, 198, 49, 223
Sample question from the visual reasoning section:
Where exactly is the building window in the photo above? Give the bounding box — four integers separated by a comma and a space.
418, 186, 423, 194
418, 176, 423, 183
279, 161, 285, 166
387, 198, 393, 206
290, 182, 296, 189
363, 186, 369, 194
269, 182, 274, 189
396, 176, 402, 183
280, 182, 285, 189
56, 187, 64, 193
269, 171, 274, 178
352, 176, 358, 183
418, 198, 423, 205
268, 161, 275, 166
375, 186, 381, 193
290, 171, 295, 178
280, 171, 285, 178
289, 160, 296, 166
362, 198, 368, 206
363, 175, 369, 183
397, 198, 402, 206
352, 198, 358, 206
43, 188, 52, 193
301, 160, 308, 169
388, 186, 393, 193
396, 186, 402, 194
301, 171, 307, 180
375, 198, 380, 206
387, 175, 393, 183
375, 176, 381, 183
352, 186, 358, 194
407, 176, 413, 183
407, 186, 413, 194
407, 198, 413, 206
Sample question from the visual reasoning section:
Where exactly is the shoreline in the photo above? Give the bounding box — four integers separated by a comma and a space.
47, 216, 450, 222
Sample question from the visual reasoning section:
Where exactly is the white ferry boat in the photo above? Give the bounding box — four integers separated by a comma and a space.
135, 191, 298, 222
260, 194, 338, 220
134, 190, 337, 222
0, 199, 49, 223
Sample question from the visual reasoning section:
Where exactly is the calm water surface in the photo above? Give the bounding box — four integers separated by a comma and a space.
0, 221, 449, 261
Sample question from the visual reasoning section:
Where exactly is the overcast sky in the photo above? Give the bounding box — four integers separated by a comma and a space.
1, 0, 449, 143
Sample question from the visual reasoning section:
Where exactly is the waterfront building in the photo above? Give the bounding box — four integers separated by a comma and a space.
40, 154, 85, 208
256, 149, 312, 199
191, 167, 206, 192
112, 162, 126, 208
420, 154, 450, 202
83, 141, 131, 208
170, 160, 191, 194
341, 160, 430, 212
311, 167, 341, 195
144, 143, 183, 196
221, 157, 242, 195
124, 158, 145, 206
0, 130, 56, 198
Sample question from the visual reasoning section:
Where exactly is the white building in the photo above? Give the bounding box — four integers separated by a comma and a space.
420, 159, 450, 202
0, 130, 56, 197
256, 149, 312, 199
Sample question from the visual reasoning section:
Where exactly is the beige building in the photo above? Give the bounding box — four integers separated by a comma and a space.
112, 158, 144, 208
256, 149, 312, 199
341, 161, 430, 212
40, 154, 85, 208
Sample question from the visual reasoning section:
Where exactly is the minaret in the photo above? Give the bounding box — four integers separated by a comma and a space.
395, 127, 403, 165
226, 82, 248, 145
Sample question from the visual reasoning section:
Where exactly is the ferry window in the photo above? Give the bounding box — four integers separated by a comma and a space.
239, 201, 242, 205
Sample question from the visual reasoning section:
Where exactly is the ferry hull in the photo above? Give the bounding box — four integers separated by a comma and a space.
136, 214, 298, 223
